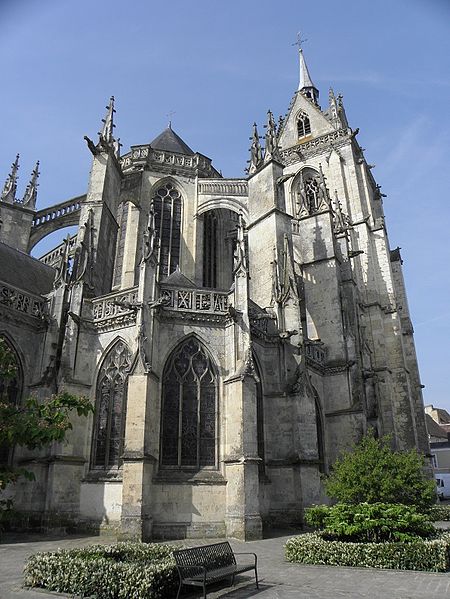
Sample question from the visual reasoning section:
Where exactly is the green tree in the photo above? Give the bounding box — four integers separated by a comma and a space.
0, 337, 93, 504
324, 434, 436, 512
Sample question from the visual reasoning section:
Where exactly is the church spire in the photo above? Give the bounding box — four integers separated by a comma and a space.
298, 48, 319, 105
22, 161, 39, 209
1, 154, 20, 204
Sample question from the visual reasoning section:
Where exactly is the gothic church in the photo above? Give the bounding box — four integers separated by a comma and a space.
0, 49, 429, 540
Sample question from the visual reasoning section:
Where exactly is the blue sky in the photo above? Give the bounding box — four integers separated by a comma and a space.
1, 0, 449, 413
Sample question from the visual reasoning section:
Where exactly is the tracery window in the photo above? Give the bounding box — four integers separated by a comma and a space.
0, 338, 22, 466
160, 338, 217, 469
297, 112, 311, 138
153, 182, 182, 280
91, 340, 132, 470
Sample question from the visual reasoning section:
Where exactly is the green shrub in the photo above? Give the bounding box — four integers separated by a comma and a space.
324, 434, 436, 511
305, 503, 435, 543
23, 542, 180, 598
428, 504, 450, 522
285, 532, 450, 572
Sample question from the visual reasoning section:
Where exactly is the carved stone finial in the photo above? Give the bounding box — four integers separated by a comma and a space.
1, 154, 20, 204
98, 96, 116, 145
22, 161, 39, 208
233, 212, 248, 275
264, 110, 281, 163
85, 96, 119, 157
248, 122, 263, 174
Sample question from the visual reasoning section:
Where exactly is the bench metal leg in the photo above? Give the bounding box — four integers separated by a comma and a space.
203, 582, 207, 598
176, 580, 182, 599
255, 567, 259, 589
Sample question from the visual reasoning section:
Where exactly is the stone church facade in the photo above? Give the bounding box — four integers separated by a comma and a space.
0, 49, 429, 540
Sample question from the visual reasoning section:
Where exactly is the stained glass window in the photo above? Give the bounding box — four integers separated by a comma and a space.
161, 338, 217, 468
91, 340, 132, 469
153, 183, 182, 280
0, 337, 22, 466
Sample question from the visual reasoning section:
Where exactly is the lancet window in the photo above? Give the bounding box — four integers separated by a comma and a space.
153, 182, 182, 280
91, 340, 132, 470
297, 112, 311, 138
160, 338, 217, 469
203, 211, 218, 288
0, 337, 22, 466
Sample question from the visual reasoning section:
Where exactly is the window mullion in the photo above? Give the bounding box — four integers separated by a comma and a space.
168, 197, 174, 273
177, 381, 183, 467
197, 378, 201, 469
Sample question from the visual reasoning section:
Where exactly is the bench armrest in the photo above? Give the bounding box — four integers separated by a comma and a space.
233, 552, 257, 565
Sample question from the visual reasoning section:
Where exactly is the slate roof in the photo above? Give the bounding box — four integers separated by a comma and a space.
425, 414, 448, 439
149, 125, 195, 156
0, 242, 55, 296
160, 268, 196, 288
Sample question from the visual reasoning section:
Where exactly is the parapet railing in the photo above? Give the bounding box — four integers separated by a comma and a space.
32, 196, 84, 228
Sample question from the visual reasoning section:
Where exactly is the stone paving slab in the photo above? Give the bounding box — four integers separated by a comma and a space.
0, 532, 449, 599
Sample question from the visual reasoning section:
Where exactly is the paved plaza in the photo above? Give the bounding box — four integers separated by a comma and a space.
0, 531, 449, 599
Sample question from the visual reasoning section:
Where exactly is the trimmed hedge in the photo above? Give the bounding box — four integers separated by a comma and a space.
285, 532, 450, 572
304, 503, 434, 543
23, 542, 180, 598
428, 504, 450, 522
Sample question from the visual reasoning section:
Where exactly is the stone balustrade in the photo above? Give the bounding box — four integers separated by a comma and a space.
198, 179, 248, 196
39, 235, 77, 267
91, 286, 139, 330
32, 197, 82, 228
160, 286, 229, 314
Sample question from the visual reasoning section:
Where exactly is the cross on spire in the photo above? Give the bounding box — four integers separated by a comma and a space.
292, 31, 308, 50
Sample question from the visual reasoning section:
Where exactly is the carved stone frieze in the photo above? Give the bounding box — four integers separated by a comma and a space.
0, 282, 48, 321
281, 128, 349, 166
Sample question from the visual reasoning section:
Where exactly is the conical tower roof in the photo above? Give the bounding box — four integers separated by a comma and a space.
150, 125, 194, 155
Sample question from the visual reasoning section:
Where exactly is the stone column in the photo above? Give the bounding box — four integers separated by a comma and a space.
120, 372, 159, 541
224, 374, 262, 540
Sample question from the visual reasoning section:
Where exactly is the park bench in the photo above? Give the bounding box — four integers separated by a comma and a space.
173, 541, 258, 598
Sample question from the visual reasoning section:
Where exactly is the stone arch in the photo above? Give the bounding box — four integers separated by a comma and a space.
197, 197, 248, 222
159, 335, 219, 469
90, 339, 132, 470
28, 195, 84, 251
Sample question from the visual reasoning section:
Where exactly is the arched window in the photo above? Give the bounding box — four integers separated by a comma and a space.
0, 337, 22, 466
153, 182, 182, 280
297, 112, 311, 139
160, 337, 217, 469
91, 340, 132, 470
